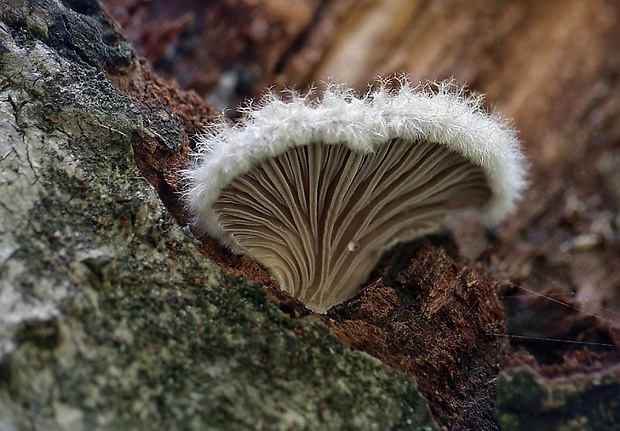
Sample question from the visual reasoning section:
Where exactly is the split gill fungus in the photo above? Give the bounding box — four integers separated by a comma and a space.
184, 79, 528, 313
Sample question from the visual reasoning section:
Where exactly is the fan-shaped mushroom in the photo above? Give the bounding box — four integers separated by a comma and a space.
185, 80, 528, 313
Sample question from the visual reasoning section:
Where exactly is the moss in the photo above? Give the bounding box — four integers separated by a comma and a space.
497, 365, 620, 431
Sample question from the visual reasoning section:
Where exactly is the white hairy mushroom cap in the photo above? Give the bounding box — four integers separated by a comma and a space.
184, 79, 528, 313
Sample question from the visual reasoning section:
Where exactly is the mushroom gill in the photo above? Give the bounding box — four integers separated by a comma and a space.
213, 138, 491, 312
184, 79, 528, 313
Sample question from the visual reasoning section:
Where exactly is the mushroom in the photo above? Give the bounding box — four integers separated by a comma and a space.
184, 79, 528, 313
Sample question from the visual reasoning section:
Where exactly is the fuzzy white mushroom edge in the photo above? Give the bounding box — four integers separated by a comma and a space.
183, 78, 528, 311
185, 79, 527, 244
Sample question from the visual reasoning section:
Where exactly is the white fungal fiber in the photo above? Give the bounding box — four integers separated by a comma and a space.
184, 78, 528, 312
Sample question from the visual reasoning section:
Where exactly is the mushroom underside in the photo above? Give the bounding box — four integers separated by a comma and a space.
213, 137, 491, 312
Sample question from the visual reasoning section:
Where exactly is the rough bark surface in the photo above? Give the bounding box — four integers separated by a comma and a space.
0, 1, 437, 430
